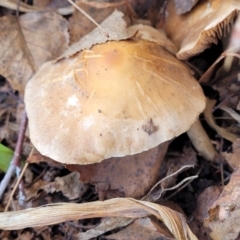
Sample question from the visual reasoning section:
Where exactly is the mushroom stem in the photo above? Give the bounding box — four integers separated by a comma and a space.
187, 119, 217, 161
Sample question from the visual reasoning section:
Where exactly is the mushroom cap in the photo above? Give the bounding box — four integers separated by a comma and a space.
25, 39, 205, 164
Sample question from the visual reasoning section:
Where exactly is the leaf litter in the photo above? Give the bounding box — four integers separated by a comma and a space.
1, 0, 240, 239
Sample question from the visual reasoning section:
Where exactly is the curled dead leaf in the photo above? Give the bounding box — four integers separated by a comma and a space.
204, 167, 240, 240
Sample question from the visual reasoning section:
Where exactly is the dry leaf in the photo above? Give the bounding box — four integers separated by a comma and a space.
0, 0, 42, 12
43, 172, 88, 200
0, 16, 35, 93
194, 186, 222, 223
173, 0, 199, 14
67, 144, 168, 199
164, 0, 240, 59
34, 0, 74, 15
78, 217, 133, 240
105, 217, 175, 240
24, 179, 47, 201
20, 12, 69, 68
223, 138, 240, 169
60, 10, 128, 60
199, 55, 225, 83
212, 66, 240, 108
16, 231, 34, 240
0, 12, 69, 93
27, 151, 64, 169
0, 198, 197, 240
33, 0, 51, 8
204, 98, 238, 142
204, 167, 240, 240
69, 0, 124, 44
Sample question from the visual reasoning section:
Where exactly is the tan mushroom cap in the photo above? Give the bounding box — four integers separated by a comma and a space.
25, 39, 205, 164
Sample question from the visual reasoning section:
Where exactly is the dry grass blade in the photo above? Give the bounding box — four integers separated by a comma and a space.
0, 198, 197, 240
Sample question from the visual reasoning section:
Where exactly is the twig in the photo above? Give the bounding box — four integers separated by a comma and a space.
4, 161, 30, 212
0, 112, 28, 200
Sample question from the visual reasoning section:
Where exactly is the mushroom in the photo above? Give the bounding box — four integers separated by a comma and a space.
25, 29, 206, 165
164, 0, 240, 60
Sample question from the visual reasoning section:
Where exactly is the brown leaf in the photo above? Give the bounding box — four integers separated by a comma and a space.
0, 0, 42, 12
24, 179, 47, 202
60, 10, 129, 60
212, 66, 240, 108
194, 186, 222, 223
0, 16, 35, 93
164, 0, 240, 59
0, 198, 197, 240
20, 12, 69, 68
27, 152, 64, 169
173, 0, 199, 14
223, 138, 240, 169
105, 217, 175, 240
204, 167, 240, 240
69, 0, 124, 44
33, 0, 74, 15
67, 143, 168, 199
0, 12, 69, 93
78, 217, 133, 240
43, 172, 88, 200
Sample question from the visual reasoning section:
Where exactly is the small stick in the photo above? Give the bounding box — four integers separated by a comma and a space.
4, 161, 29, 212
68, 0, 109, 38
0, 112, 28, 200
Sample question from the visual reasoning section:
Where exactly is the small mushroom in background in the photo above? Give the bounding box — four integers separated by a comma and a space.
24, 24, 208, 166
164, 0, 240, 60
